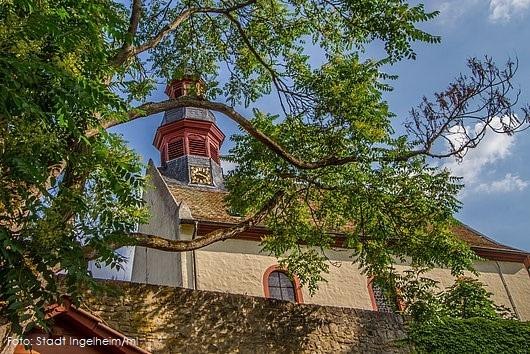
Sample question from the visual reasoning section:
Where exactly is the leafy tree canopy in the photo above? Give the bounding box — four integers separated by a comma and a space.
400, 272, 528, 354
393, 270, 515, 322
1, 0, 528, 333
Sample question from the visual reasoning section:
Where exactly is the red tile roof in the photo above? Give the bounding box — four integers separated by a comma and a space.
162, 178, 526, 254
452, 223, 518, 251
163, 177, 242, 223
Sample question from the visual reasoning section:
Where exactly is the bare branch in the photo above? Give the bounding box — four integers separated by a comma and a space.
402, 57, 530, 161
84, 189, 284, 260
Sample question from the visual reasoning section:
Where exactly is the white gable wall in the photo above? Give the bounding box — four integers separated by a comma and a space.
131, 162, 184, 287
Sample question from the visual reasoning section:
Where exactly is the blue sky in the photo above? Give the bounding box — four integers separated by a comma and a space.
100, 0, 530, 280
383, 0, 530, 253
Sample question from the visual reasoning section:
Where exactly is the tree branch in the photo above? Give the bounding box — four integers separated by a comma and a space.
92, 97, 364, 169
112, 0, 143, 66
111, 0, 256, 66
132, 8, 195, 55
126, 0, 142, 46
221, 10, 290, 112
92, 97, 431, 168
98, 59, 529, 170
404, 57, 530, 160
84, 189, 284, 260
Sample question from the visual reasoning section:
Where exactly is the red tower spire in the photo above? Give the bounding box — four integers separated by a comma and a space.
153, 78, 225, 187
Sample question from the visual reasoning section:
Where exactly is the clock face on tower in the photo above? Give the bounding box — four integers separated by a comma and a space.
189, 165, 213, 185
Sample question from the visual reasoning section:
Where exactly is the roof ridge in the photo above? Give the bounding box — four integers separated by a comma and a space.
155, 169, 527, 254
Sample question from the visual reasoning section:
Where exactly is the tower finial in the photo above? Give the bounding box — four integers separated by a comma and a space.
165, 76, 205, 99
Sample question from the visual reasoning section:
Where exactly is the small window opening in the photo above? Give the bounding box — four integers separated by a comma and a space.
268, 271, 296, 302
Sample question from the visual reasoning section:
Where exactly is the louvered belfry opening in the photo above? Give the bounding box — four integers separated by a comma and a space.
165, 136, 213, 160
167, 139, 184, 160
188, 137, 208, 156
210, 143, 219, 164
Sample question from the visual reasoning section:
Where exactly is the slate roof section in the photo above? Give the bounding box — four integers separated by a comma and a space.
161, 174, 527, 254
161, 107, 216, 125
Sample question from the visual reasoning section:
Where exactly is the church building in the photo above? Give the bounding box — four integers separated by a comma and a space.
5, 78, 530, 354
130, 78, 530, 320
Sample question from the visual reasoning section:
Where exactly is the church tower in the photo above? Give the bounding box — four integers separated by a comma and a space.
153, 77, 225, 188
131, 77, 228, 287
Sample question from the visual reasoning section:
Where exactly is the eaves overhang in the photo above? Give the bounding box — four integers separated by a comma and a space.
183, 219, 530, 263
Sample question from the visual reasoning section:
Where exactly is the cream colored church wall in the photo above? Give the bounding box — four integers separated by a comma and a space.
410, 261, 530, 321
305, 250, 373, 309
391, 261, 527, 319
194, 239, 530, 320
196, 239, 374, 310
474, 261, 515, 315
497, 261, 530, 320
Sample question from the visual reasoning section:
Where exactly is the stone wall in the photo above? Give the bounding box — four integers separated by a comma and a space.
82, 280, 410, 353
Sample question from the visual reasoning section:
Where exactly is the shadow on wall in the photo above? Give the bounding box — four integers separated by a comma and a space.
81, 280, 410, 354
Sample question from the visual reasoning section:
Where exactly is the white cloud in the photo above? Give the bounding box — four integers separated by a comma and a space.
430, 0, 530, 24
476, 173, 529, 193
443, 118, 514, 185
442, 116, 528, 195
434, 0, 480, 25
489, 0, 530, 22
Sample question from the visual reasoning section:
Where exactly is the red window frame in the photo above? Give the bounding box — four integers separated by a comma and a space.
263, 265, 304, 303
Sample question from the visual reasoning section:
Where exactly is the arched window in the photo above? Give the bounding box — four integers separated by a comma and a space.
263, 265, 303, 303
